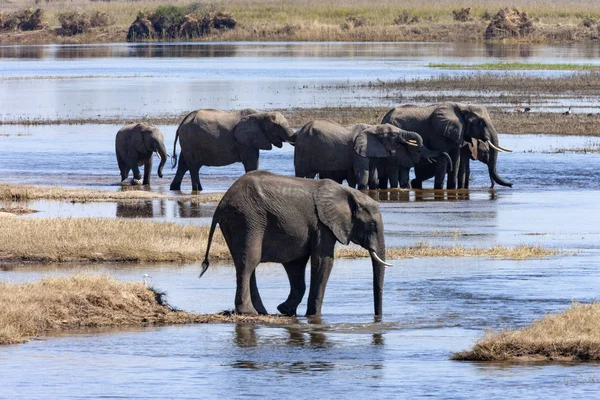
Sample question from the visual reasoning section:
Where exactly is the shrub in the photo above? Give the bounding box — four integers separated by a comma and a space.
394, 11, 420, 25
89, 11, 109, 28
452, 7, 472, 22
485, 8, 535, 40
127, 5, 236, 41
56, 10, 109, 36
1, 8, 46, 32
582, 18, 597, 28
341, 15, 368, 30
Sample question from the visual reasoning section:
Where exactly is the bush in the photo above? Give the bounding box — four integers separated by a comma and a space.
127, 6, 236, 41
452, 8, 472, 22
394, 11, 420, 25
582, 18, 597, 28
89, 11, 109, 28
485, 8, 535, 40
1, 8, 46, 32
341, 15, 368, 30
56, 10, 109, 36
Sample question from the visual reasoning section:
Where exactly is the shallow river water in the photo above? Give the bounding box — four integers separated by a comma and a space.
2, 42, 600, 399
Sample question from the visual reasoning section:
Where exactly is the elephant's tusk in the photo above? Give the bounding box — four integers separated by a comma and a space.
407, 140, 419, 147
370, 250, 392, 267
487, 141, 513, 153
156, 151, 161, 160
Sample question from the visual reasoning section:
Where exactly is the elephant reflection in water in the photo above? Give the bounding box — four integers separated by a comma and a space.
116, 199, 166, 218
176, 201, 215, 218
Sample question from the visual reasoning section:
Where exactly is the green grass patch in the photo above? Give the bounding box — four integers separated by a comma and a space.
429, 62, 600, 71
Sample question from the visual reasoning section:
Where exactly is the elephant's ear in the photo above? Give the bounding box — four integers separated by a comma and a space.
431, 104, 465, 144
314, 181, 355, 245
233, 115, 273, 150
353, 127, 391, 158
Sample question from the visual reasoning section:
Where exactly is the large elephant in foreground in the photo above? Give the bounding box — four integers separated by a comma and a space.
381, 103, 512, 189
115, 122, 169, 185
201, 170, 390, 317
294, 120, 443, 190
170, 109, 295, 191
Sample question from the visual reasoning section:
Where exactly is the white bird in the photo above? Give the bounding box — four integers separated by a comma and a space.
143, 274, 152, 287
563, 107, 572, 115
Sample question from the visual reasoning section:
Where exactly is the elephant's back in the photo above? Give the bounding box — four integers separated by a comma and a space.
178, 109, 241, 165
294, 120, 354, 171
387, 105, 433, 133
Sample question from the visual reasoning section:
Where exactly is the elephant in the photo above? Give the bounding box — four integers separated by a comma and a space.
457, 138, 491, 189
201, 170, 390, 317
170, 109, 295, 191
115, 122, 169, 185
294, 120, 435, 190
381, 102, 512, 190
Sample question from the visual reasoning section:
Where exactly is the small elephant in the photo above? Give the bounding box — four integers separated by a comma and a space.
294, 120, 427, 190
201, 170, 390, 317
170, 109, 295, 191
115, 122, 169, 185
381, 102, 512, 189
457, 138, 491, 189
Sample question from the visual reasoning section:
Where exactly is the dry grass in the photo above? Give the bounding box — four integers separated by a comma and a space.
0, 275, 293, 345
0, 217, 558, 263
0, 206, 38, 215
2, 0, 600, 43
0, 218, 230, 263
0, 184, 223, 203
337, 243, 558, 261
453, 302, 600, 362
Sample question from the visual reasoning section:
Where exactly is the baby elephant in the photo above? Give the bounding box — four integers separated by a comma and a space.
201, 170, 390, 317
115, 122, 169, 185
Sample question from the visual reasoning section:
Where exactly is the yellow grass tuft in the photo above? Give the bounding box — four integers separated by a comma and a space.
0, 184, 223, 203
453, 302, 600, 362
0, 275, 294, 345
0, 218, 558, 263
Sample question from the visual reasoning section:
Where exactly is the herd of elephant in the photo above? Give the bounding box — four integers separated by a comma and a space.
115, 102, 513, 191
115, 102, 513, 317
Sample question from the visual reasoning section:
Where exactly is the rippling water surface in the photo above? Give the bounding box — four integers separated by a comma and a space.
2, 42, 600, 399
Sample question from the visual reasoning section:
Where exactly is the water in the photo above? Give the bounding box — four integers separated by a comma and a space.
1, 42, 600, 120
2, 42, 600, 399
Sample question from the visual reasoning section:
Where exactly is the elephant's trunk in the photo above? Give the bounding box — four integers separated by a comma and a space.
486, 127, 512, 188
420, 147, 453, 172
369, 237, 387, 317
281, 121, 297, 144
156, 141, 168, 178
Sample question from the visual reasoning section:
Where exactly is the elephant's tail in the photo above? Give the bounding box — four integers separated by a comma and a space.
200, 210, 220, 278
171, 125, 179, 169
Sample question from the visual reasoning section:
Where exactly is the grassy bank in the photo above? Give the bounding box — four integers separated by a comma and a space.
453, 302, 600, 362
0, 184, 223, 203
2, 0, 600, 44
0, 275, 293, 345
0, 217, 559, 263
2, 107, 599, 136
429, 62, 600, 70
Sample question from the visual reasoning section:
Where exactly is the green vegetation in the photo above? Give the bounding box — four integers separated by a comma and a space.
429, 62, 600, 70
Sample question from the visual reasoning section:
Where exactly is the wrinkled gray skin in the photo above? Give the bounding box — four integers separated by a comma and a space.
293, 120, 426, 190
381, 102, 512, 190
458, 139, 491, 189
202, 171, 388, 317
170, 109, 295, 191
115, 122, 168, 185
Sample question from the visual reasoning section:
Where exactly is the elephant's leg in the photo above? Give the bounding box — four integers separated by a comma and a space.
250, 270, 268, 315
142, 156, 152, 185
388, 166, 400, 189
117, 153, 129, 181
277, 255, 309, 316
377, 162, 389, 189
446, 148, 460, 190
434, 160, 447, 190
346, 169, 357, 188
398, 167, 410, 189
170, 156, 188, 190
127, 149, 142, 181
234, 258, 259, 315
189, 164, 203, 192
240, 146, 260, 172
368, 163, 378, 190
306, 231, 336, 317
